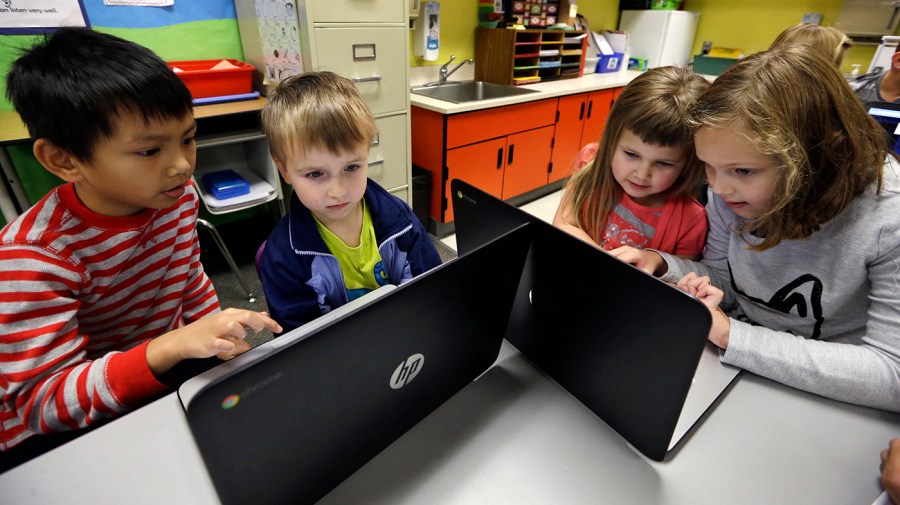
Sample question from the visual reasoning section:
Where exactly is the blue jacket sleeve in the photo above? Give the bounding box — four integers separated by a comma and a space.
259, 240, 323, 335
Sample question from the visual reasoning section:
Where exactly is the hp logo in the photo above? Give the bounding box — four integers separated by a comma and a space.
390, 353, 424, 390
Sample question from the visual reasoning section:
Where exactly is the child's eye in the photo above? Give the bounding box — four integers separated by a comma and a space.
304, 170, 324, 179
345, 164, 361, 172
137, 148, 160, 157
656, 161, 675, 168
624, 151, 639, 158
182, 137, 196, 146
735, 168, 754, 176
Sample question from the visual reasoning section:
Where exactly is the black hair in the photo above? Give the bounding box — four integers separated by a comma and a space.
5, 27, 193, 162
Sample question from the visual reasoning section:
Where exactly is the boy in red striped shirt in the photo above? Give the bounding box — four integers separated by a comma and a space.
0, 28, 281, 470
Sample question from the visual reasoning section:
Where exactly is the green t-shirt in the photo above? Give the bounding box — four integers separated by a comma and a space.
315, 201, 390, 301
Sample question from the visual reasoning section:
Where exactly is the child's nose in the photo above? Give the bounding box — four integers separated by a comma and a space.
328, 180, 347, 198
708, 176, 730, 196
635, 163, 652, 180
168, 155, 192, 178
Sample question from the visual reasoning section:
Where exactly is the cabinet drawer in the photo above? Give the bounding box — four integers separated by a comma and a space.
313, 27, 407, 116
307, 0, 404, 24
369, 114, 408, 192
446, 99, 557, 149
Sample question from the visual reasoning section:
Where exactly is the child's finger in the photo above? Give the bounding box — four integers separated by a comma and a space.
234, 310, 282, 334
214, 338, 236, 353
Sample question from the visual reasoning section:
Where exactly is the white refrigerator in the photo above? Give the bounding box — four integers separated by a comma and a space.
619, 10, 700, 69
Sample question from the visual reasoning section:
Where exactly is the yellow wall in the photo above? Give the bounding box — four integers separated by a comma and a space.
409, 0, 892, 74
686, 0, 879, 73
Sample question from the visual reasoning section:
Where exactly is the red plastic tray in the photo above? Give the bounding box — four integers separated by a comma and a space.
167, 59, 254, 99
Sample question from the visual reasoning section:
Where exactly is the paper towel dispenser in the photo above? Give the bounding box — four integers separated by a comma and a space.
835, 0, 900, 41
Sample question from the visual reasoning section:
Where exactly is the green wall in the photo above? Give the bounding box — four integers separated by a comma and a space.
0, 19, 243, 112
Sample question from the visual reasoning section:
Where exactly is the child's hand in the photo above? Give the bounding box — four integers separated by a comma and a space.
609, 246, 666, 276
882, 438, 900, 504
676, 273, 731, 349
146, 309, 282, 375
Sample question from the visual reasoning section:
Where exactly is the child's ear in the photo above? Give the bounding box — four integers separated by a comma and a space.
272, 156, 289, 180
32, 139, 85, 183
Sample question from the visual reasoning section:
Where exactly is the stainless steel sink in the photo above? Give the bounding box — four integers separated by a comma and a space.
410, 81, 538, 103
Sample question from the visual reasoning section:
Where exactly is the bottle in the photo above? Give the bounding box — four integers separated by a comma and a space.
850, 64, 861, 79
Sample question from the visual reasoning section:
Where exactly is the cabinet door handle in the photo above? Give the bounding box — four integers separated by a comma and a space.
507, 144, 515, 166
368, 159, 384, 167
587, 100, 593, 119
497, 148, 504, 169
579, 102, 585, 121
352, 76, 382, 83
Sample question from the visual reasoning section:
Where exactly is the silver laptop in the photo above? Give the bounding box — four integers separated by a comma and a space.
451, 178, 741, 461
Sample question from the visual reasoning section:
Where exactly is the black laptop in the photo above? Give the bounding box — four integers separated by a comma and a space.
179, 225, 531, 505
451, 178, 737, 462
867, 101, 900, 154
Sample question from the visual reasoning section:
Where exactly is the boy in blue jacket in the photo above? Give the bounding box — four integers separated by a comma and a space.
259, 71, 441, 333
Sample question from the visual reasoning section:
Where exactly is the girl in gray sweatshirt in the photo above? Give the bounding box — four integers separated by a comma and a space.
613, 45, 900, 413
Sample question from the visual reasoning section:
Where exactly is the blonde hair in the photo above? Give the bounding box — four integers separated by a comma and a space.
770, 23, 853, 67
261, 71, 377, 163
564, 66, 710, 243
691, 45, 889, 251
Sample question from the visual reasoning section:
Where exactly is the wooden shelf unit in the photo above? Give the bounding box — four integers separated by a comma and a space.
475, 28, 587, 86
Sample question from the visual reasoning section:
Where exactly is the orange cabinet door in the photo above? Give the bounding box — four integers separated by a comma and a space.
579, 89, 615, 148
550, 93, 588, 183
502, 125, 555, 199
444, 137, 507, 223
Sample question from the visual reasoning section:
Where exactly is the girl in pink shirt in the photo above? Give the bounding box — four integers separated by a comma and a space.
553, 66, 709, 259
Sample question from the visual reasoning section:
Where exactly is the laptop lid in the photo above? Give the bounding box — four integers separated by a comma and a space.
452, 178, 737, 462
180, 225, 531, 505
178, 284, 397, 408
867, 101, 900, 154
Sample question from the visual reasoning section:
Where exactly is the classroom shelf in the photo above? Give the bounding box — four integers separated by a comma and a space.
476, 28, 587, 86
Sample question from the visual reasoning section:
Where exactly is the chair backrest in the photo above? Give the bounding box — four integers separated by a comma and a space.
254, 240, 267, 280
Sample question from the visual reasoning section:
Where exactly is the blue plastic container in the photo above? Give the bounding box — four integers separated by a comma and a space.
597, 52, 624, 73
202, 170, 251, 200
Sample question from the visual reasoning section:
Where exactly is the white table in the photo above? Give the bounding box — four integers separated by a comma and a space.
3, 341, 898, 505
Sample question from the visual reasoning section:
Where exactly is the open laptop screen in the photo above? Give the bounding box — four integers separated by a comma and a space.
181, 225, 532, 505
867, 101, 900, 154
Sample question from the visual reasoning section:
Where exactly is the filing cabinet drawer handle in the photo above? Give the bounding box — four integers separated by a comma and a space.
352, 76, 382, 83
371, 134, 380, 146
368, 159, 385, 167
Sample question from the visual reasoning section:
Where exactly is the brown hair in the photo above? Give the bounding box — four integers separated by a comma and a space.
563, 66, 710, 243
769, 23, 853, 67
691, 45, 889, 251
261, 71, 377, 163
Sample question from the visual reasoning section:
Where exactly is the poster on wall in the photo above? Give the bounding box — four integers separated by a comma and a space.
0, 0, 88, 34
254, 0, 303, 86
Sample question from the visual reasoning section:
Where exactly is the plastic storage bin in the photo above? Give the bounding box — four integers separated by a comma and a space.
167, 59, 254, 99
597, 52, 624, 73
584, 55, 600, 74
202, 169, 251, 200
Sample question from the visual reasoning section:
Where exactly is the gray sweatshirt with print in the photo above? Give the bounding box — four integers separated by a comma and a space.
660, 158, 900, 413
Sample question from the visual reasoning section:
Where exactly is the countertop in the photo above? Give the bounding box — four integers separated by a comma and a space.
409, 70, 642, 115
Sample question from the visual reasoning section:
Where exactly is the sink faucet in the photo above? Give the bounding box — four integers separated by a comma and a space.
438, 55, 474, 83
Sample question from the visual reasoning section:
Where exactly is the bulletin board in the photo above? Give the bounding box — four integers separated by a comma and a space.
0, 0, 88, 34
511, 0, 559, 28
